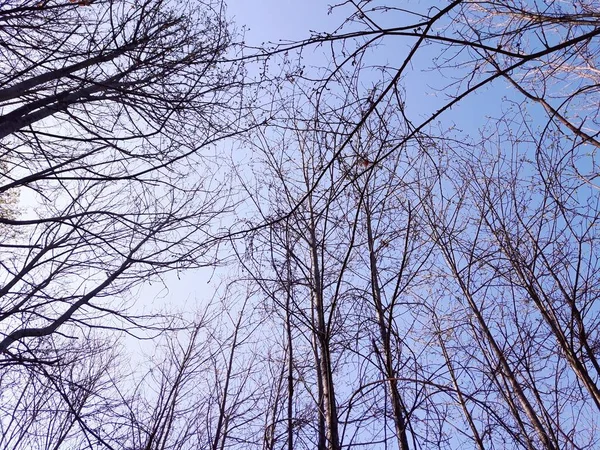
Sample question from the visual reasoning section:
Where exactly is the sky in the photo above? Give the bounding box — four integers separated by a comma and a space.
130, 0, 529, 321
227, 0, 521, 128
228, 0, 335, 43
127, 0, 570, 376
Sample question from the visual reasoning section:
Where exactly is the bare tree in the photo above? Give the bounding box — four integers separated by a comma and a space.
0, 0, 247, 364
0, 334, 125, 450
415, 110, 600, 448
3, 1, 600, 449
231, 68, 444, 448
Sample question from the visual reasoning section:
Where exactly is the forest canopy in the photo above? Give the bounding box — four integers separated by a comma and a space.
1, 1, 599, 449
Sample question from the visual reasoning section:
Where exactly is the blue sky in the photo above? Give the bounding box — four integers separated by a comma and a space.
228, 0, 334, 43
124, 0, 565, 337
226, 0, 521, 134
129, 0, 535, 324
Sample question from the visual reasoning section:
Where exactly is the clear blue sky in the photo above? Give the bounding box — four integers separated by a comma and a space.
227, 0, 521, 132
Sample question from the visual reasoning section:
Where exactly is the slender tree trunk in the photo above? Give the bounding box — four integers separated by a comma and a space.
433, 314, 485, 450
435, 229, 558, 450
365, 207, 411, 450
307, 196, 340, 450
212, 312, 244, 450
285, 244, 295, 450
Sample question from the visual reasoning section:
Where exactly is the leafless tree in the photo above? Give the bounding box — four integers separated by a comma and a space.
3, 1, 600, 449
0, 0, 248, 365
0, 334, 125, 450
417, 112, 600, 448
229, 67, 444, 448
